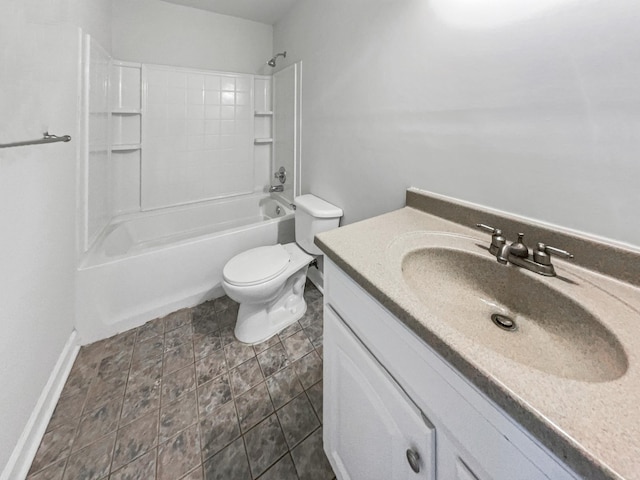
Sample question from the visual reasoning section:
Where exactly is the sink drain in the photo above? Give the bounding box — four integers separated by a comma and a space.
491, 313, 517, 331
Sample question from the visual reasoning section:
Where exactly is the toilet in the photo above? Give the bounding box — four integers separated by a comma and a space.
222, 194, 343, 344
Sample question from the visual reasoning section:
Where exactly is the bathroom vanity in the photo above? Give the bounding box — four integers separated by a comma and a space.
317, 188, 640, 480
323, 260, 576, 479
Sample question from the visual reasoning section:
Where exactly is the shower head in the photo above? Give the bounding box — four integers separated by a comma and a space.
267, 51, 287, 67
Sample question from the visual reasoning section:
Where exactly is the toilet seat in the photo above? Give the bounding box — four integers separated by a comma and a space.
223, 244, 290, 286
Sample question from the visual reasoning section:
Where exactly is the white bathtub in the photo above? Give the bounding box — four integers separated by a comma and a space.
76, 193, 295, 344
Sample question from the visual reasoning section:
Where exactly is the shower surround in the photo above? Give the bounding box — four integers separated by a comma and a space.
78, 45, 302, 345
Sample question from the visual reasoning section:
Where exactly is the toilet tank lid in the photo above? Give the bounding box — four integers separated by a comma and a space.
294, 194, 343, 218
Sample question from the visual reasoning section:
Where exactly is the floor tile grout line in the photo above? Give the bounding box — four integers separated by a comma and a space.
254, 451, 293, 480
27, 417, 74, 477
27, 440, 71, 480
304, 378, 324, 425
289, 424, 324, 470
199, 403, 242, 468
198, 308, 238, 468
58, 344, 127, 480
193, 421, 203, 480
156, 313, 197, 480
218, 318, 279, 474
198, 305, 256, 471
108, 336, 136, 478
59, 338, 133, 479
242, 400, 290, 480
271, 402, 299, 478
241, 419, 254, 479
154, 367, 162, 480
304, 389, 323, 427
37, 346, 94, 477
256, 362, 301, 477
191, 327, 209, 478
276, 390, 320, 451
111, 326, 160, 477
178, 462, 204, 480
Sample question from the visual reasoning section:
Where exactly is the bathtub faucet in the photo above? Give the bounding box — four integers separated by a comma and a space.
269, 185, 284, 193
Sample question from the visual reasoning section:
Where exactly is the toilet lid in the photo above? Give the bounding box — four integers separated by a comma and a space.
223, 244, 290, 286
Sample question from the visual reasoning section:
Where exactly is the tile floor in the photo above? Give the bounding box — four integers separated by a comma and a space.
27, 281, 334, 480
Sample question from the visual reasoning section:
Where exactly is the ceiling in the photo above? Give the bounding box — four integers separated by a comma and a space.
160, 0, 299, 25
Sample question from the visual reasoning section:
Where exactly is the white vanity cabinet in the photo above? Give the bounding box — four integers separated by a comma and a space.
323, 259, 579, 480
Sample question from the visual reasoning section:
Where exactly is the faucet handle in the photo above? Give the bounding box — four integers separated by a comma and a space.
544, 244, 574, 259
274, 166, 287, 184
476, 223, 505, 255
534, 242, 574, 265
476, 223, 501, 235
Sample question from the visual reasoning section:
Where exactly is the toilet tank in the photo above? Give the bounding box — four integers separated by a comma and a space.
294, 194, 343, 255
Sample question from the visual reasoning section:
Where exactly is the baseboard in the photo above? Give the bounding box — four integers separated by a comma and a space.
0, 331, 80, 480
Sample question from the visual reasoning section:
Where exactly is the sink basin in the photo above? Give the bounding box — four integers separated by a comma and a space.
388, 232, 628, 383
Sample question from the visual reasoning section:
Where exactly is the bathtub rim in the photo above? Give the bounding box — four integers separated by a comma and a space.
79, 193, 294, 269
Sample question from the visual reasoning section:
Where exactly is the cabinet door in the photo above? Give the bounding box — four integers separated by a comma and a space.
436, 422, 548, 480
324, 306, 436, 480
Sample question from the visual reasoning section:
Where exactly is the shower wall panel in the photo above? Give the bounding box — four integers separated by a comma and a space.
273, 63, 300, 204
141, 65, 254, 210
253, 76, 273, 193
85, 36, 111, 251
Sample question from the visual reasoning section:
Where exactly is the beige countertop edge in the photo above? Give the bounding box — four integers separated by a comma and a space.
315, 206, 638, 480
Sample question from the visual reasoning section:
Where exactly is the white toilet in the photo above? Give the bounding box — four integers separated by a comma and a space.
222, 194, 343, 344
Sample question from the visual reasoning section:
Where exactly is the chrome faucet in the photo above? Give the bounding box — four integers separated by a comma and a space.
476, 224, 574, 276
269, 185, 284, 193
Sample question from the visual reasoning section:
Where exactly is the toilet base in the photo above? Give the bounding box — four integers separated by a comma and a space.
234, 267, 309, 344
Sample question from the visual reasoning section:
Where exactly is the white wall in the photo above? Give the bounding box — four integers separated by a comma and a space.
274, 0, 640, 248
17, 0, 112, 50
74, 0, 112, 49
0, 0, 111, 473
112, 0, 273, 74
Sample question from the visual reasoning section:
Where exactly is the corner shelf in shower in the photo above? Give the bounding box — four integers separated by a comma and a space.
89, 144, 109, 153
111, 109, 141, 152
112, 144, 141, 152
112, 108, 141, 115
254, 138, 273, 144
254, 111, 273, 116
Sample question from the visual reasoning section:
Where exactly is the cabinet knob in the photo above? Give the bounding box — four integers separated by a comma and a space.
406, 449, 421, 473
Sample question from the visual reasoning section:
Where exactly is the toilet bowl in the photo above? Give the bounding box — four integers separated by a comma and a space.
223, 243, 313, 343
222, 194, 342, 344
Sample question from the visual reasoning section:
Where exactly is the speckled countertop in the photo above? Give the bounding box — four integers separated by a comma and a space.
315, 188, 640, 480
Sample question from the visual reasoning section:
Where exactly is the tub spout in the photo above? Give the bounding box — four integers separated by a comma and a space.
269, 185, 284, 193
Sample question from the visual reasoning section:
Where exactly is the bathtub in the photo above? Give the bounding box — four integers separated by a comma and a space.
76, 193, 295, 344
